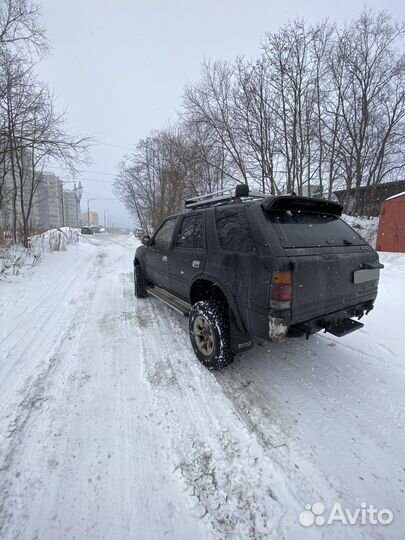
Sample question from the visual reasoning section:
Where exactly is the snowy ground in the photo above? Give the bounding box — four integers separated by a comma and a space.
0, 234, 403, 540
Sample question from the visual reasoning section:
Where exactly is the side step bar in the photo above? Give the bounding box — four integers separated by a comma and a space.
147, 286, 191, 316
327, 318, 364, 337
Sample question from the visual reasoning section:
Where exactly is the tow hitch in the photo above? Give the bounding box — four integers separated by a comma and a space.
327, 318, 364, 337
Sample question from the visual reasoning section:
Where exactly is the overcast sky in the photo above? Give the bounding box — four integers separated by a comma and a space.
37, 0, 404, 229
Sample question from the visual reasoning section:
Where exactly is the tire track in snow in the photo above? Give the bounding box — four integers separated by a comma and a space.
213, 339, 404, 539
0, 245, 95, 346
0, 250, 101, 432
1, 239, 208, 540
132, 280, 403, 540
133, 292, 296, 540
0, 248, 98, 389
0, 258, 101, 537
138, 298, 346, 540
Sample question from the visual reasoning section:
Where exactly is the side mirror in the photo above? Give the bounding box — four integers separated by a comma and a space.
141, 235, 151, 246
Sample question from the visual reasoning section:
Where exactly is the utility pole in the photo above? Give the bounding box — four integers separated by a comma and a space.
60, 180, 83, 227
61, 184, 65, 227
86, 198, 97, 226
74, 182, 83, 227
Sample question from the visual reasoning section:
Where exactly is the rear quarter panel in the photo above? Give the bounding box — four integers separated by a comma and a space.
204, 208, 273, 339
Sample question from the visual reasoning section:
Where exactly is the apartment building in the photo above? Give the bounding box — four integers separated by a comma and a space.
63, 189, 81, 227
33, 174, 81, 229
34, 173, 64, 229
81, 211, 99, 226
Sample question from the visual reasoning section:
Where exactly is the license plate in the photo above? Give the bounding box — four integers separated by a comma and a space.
353, 268, 380, 284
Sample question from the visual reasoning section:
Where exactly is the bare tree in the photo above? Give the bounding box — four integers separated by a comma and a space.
233, 57, 280, 194
184, 60, 249, 184
0, 0, 90, 245
262, 20, 321, 195
330, 10, 405, 213
0, 0, 48, 236
1, 55, 89, 244
114, 127, 193, 232
0, 0, 47, 54
117, 10, 405, 221
182, 119, 236, 192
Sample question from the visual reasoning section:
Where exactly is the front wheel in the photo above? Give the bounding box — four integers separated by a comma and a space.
189, 300, 234, 370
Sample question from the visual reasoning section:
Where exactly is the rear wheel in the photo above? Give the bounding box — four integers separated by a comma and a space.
134, 264, 147, 298
189, 300, 234, 370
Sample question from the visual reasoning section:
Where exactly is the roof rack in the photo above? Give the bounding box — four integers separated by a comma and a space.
184, 184, 264, 210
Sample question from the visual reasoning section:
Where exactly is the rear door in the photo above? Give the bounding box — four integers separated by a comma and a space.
144, 217, 177, 290
264, 210, 381, 322
169, 212, 206, 300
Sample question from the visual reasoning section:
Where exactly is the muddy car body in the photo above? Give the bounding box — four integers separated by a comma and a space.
134, 186, 383, 368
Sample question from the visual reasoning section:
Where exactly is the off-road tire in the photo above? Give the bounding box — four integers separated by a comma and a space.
189, 300, 234, 370
134, 264, 147, 298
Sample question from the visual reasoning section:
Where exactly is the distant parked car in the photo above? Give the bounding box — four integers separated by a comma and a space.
81, 226, 94, 235
90, 225, 101, 233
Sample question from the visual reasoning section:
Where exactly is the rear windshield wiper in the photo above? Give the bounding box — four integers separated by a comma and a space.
325, 239, 353, 246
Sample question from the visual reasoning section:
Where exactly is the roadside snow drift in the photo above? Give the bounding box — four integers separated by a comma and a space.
0, 228, 79, 278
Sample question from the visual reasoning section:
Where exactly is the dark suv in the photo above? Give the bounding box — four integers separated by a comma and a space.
134, 186, 383, 369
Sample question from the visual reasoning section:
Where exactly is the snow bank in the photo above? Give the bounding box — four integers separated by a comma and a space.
342, 214, 379, 247
0, 227, 79, 278
29, 227, 79, 253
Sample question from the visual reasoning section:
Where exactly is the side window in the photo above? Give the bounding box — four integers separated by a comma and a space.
215, 207, 255, 253
176, 213, 203, 249
153, 218, 176, 249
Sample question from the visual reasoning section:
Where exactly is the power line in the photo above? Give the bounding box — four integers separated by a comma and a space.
79, 171, 115, 177
78, 178, 114, 184
47, 139, 134, 153
46, 165, 117, 176
96, 141, 134, 152
82, 190, 117, 200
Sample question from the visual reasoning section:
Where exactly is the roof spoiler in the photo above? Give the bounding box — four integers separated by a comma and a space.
261, 195, 343, 216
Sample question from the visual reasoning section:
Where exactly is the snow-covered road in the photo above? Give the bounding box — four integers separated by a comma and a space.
0, 234, 404, 540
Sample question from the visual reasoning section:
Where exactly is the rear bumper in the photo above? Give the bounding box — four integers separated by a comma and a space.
290, 300, 374, 336
288, 288, 378, 326
266, 299, 375, 342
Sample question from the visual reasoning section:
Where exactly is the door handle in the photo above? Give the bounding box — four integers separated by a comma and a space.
162, 255, 168, 262
192, 260, 200, 269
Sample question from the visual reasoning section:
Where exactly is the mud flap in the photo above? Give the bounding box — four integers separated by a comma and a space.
229, 313, 253, 354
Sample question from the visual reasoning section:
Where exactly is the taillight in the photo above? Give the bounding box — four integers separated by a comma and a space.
271, 271, 292, 310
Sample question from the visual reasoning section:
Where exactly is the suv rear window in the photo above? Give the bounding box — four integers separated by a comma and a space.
215, 207, 255, 252
267, 211, 367, 248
